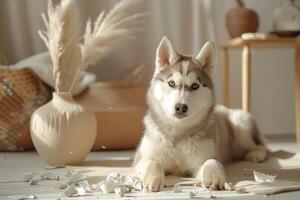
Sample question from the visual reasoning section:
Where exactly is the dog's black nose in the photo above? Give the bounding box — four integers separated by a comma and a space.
175, 103, 188, 116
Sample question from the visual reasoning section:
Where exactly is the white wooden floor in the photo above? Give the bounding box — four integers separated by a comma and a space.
1, 136, 300, 200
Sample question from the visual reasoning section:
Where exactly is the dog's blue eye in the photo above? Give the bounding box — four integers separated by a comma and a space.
191, 83, 199, 90
168, 80, 176, 88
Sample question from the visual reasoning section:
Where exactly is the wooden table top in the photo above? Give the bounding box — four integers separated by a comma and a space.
220, 36, 300, 49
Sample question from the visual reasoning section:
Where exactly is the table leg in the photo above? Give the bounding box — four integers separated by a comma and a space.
223, 48, 229, 107
242, 46, 251, 112
295, 47, 300, 143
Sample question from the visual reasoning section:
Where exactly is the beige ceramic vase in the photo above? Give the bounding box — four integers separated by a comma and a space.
30, 92, 97, 165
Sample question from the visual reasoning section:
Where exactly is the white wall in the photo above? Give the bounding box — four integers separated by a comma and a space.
213, 0, 295, 135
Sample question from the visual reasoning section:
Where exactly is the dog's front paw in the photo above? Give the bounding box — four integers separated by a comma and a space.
197, 159, 225, 190
142, 172, 164, 192
135, 160, 165, 192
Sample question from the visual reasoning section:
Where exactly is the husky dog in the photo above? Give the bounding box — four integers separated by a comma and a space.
134, 36, 268, 192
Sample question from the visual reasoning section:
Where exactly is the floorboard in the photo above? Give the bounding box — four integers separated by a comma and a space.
1, 137, 300, 200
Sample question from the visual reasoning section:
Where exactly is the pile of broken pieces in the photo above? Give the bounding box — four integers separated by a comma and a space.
15, 166, 294, 200
19, 166, 143, 199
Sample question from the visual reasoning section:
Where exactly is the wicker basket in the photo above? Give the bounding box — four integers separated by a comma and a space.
0, 68, 51, 151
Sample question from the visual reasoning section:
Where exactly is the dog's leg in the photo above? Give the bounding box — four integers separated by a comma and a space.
196, 159, 225, 189
245, 144, 268, 163
245, 118, 268, 163
229, 109, 268, 163
135, 159, 165, 192
246, 122, 268, 163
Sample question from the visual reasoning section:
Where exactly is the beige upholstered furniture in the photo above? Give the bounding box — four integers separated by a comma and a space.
220, 37, 300, 143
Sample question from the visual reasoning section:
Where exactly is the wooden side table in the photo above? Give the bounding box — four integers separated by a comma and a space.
220, 37, 300, 143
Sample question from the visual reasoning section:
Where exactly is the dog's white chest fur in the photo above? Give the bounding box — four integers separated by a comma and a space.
139, 115, 216, 176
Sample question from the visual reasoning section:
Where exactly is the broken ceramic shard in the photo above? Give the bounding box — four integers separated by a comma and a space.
65, 169, 75, 177
100, 179, 120, 193
29, 178, 39, 185
68, 172, 87, 184
64, 172, 142, 195
78, 180, 90, 188
188, 191, 196, 198
236, 187, 248, 193
78, 180, 94, 193
209, 185, 218, 191
105, 172, 142, 191
132, 180, 143, 191
41, 171, 57, 180
253, 171, 277, 183
44, 165, 65, 170
9, 194, 37, 200
23, 173, 36, 182
91, 182, 102, 192
173, 185, 182, 193
173, 180, 201, 193
56, 183, 68, 190
114, 186, 127, 197
64, 185, 92, 197
64, 186, 80, 197
224, 182, 234, 191
106, 172, 124, 183
123, 175, 142, 191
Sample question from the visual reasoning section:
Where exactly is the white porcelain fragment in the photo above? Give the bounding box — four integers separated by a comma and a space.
224, 182, 234, 191
188, 191, 196, 198
105, 172, 143, 191
125, 175, 141, 188
91, 183, 102, 192
44, 165, 65, 170
65, 169, 75, 177
253, 171, 277, 183
173, 180, 201, 193
100, 180, 120, 193
68, 172, 87, 184
41, 171, 57, 180
64, 185, 92, 197
114, 186, 126, 197
173, 184, 182, 193
9, 194, 37, 200
23, 173, 36, 182
237, 187, 248, 193
78, 180, 90, 188
29, 180, 38, 185
106, 172, 124, 183
132, 180, 143, 191
64, 186, 79, 197
56, 183, 68, 190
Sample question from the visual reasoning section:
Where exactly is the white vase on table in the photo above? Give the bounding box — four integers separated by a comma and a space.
30, 92, 97, 165
273, 0, 300, 31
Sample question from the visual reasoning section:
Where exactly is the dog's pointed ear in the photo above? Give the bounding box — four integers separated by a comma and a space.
156, 36, 178, 69
195, 41, 216, 77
